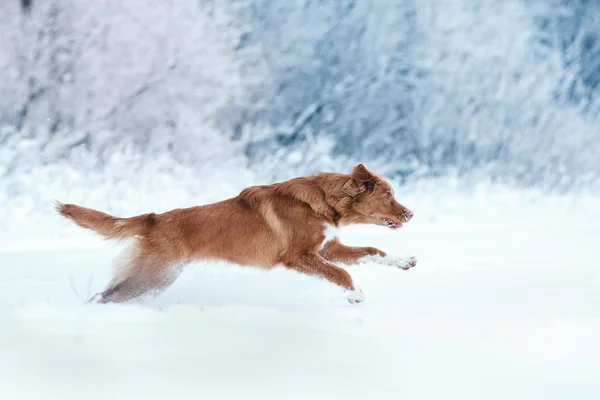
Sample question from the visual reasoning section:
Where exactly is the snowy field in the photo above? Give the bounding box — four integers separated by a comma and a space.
1, 189, 600, 399
3, 0, 600, 398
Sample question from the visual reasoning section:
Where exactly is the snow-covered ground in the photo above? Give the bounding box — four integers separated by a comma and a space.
1, 189, 599, 399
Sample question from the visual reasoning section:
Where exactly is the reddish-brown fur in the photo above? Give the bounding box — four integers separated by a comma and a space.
56, 164, 416, 304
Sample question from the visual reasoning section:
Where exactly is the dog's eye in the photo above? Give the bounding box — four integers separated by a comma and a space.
385, 193, 391, 201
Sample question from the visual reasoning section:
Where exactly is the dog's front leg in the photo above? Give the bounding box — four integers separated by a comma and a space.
320, 237, 384, 264
320, 238, 417, 270
361, 253, 418, 270
285, 253, 365, 304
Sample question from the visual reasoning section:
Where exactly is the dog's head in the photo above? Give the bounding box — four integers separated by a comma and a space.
341, 164, 413, 229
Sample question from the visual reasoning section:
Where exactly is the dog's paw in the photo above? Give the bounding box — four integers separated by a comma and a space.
387, 256, 418, 270
360, 254, 418, 270
346, 287, 366, 304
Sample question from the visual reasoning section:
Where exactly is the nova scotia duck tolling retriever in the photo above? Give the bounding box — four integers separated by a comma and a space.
56, 164, 416, 304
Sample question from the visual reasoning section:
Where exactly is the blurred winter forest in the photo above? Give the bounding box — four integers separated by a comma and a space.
1, 0, 600, 225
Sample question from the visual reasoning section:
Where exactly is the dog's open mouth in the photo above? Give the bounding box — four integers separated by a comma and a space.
383, 218, 403, 229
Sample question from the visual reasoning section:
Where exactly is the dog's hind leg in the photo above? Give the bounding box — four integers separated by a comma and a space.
92, 242, 188, 303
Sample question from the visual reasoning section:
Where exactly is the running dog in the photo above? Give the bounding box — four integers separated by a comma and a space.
56, 164, 416, 304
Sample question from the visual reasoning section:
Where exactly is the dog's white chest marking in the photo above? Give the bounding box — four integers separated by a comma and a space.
320, 223, 340, 248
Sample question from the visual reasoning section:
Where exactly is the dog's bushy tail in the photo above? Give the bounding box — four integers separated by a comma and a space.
55, 201, 156, 240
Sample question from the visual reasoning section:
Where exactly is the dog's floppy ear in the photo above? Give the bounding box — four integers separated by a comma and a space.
351, 163, 376, 193
352, 163, 375, 182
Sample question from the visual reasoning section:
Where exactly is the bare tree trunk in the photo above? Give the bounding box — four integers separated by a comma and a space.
21, 0, 32, 14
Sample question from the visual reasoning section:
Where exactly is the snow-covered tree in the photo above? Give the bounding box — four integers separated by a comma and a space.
1, 0, 599, 192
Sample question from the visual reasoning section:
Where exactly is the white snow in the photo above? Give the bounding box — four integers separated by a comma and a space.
1, 190, 599, 399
